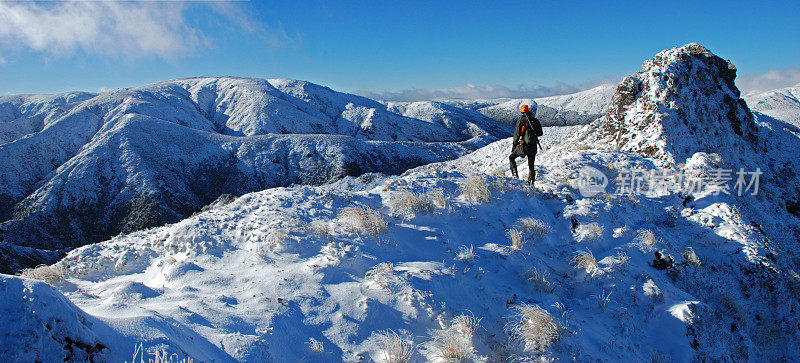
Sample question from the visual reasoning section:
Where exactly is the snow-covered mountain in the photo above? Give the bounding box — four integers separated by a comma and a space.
0, 78, 510, 273
469, 84, 615, 127
744, 85, 800, 128
3, 44, 800, 361
535, 83, 615, 116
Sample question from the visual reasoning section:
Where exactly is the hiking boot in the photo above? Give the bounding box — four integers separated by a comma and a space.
510, 166, 519, 179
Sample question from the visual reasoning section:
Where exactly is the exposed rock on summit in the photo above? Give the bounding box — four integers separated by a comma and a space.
592, 43, 758, 165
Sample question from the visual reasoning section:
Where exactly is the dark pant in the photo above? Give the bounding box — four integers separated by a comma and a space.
509, 151, 536, 181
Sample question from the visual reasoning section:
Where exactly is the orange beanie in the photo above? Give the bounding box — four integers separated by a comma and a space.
520, 104, 529, 113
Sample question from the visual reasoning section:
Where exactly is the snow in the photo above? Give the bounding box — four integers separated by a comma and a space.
2, 44, 800, 361
744, 85, 800, 128
0, 77, 510, 272
0, 275, 120, 361
534, 84, 615, 116
437, 84, 614, 127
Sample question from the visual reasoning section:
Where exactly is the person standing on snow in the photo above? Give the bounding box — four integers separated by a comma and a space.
509, 104, 543, 185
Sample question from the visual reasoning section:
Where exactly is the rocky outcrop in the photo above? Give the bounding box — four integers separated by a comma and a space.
593, 43, 758, 165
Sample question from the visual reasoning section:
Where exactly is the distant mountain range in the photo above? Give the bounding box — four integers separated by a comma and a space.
0, 78, 510, 273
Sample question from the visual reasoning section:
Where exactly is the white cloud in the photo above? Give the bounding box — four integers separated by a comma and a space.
359, 77, 621, 102
0, 1, 296, 59
737, 67, 800, 95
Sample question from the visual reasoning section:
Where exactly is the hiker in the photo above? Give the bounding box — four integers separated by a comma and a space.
509, 104, 543, 185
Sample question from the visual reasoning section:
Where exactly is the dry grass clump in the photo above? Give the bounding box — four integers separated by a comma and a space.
253, 228, 289, 257
21, 264, 66, 285
431, 313, 482, 362
309, 220, 331, 239
451, 312, 482, 337
604, 251, 630, 272
339, 205, 387, 235
505, 304, 560, 353
460, 175, 491, 204
570, 250, 599, 273
365, 262, 399, 289
682, 247, 701, 266
433, 333, 472, 363
517, 217, 552, 239
305, 337, 325, 353
376, 330, 414, 363
635, 229, 658, 248
527, 267, 555, 293
388, 190, 436, 219
455, 245, 476, 262
592, 289, 613, 311
507, 229, 526, 250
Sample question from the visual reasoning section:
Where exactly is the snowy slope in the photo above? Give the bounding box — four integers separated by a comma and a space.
744, 85, 800, 128
0, 77, 510, 273
472, 84, 615, 127
0, 275, 120, 361
6, 44, 800, 361
534, 84, 615, 116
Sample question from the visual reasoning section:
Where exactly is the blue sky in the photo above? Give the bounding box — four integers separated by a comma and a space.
0, 0, 798, 99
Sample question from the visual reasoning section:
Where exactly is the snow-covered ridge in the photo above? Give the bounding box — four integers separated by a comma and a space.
445, 84, 615, 127
4, 44, 800, 361
744, 85, 800, 128
0, 77, 510, 273
534, 83, 615, 116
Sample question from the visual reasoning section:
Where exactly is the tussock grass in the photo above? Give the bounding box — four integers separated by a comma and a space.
592, 289, 613, 311
388, 190, 436, 219
507, 229, 526, 250
635, 229, 657, 248
376, 330, 414, 363
451, 312, 482, 337
455, 245, 476, 262
21, 264, 66, 285
460, 175, 491, 204
433, 333, 472, 363
305, 338, 325, 353
505, 304, 560, 353
309, 221, 331, 239
527, 267, 555, 293
340, 205, 387, 235
575, 222, 603, 243
252, 228, 289, 257
570, 250, 599, 273
365, 262, 398, 289
682, 247, 701, 266
516, 217, 552, 239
